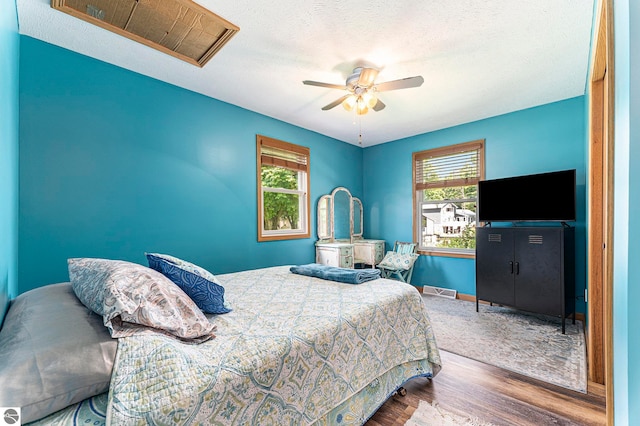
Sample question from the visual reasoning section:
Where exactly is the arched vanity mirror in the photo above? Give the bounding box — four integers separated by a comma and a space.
333, 187, 352, 241
315, 187, 384, 269
352, 198, 363, 238
317, 187, 361, 242
317, 195, 332, 240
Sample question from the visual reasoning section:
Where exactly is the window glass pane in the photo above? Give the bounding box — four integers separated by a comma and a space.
419, 200, 477, 249
261, 165, 303, 232
263, 191, 301, 231
261, 165, 299, 189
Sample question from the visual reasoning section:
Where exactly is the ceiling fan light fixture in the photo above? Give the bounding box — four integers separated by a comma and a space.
362, 90, 377, 108
342, 95, 357, 111
356, 98, 369, 115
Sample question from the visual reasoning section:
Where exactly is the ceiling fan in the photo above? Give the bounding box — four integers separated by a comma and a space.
303, 67, 424, 115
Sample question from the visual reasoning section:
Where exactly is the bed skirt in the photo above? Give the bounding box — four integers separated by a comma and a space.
27, 358, 435, 426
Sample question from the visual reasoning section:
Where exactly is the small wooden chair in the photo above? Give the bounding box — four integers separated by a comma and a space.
376, 241, 419, 283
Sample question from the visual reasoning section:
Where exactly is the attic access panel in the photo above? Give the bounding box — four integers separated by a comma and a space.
51, 0, 239, 67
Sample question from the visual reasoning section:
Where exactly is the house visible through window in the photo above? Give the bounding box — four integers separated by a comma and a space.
257, 135, 310, 241
413, 139, 485, 256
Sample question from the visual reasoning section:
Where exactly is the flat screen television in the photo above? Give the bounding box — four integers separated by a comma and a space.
477, 169, 576, 222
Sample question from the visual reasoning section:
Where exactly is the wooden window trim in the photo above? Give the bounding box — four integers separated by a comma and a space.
418, 249, 476, 259
257, 135, 311, 242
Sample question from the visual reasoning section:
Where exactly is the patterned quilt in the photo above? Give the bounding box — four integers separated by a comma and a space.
106, 266, 441, 425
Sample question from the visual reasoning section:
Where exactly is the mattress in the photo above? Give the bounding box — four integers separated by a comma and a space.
28, 266, 441, 425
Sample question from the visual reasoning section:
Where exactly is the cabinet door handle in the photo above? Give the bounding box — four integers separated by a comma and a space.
515, 262, 520, 275
509, 261, 514, 274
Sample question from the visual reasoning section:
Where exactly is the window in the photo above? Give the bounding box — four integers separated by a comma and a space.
257, 135, 310, 241
413, 139, 485, 257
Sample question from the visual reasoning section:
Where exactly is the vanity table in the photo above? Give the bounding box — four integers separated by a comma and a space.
315, 187, 385, 268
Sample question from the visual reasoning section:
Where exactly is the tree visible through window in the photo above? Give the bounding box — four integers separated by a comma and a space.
261, 166, 300, 231
257, 135, 310, 241
413, 140, 485, 256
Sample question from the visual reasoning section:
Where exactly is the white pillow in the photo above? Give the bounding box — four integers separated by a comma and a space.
68, 258, 216, 342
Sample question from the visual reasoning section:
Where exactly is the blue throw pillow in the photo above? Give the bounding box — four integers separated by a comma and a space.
145, 253, 232, 314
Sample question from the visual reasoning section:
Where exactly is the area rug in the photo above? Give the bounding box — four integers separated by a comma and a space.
422, 294, 587, 393
405, 401, 494, 426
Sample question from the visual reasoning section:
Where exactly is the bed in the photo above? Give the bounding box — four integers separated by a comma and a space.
0, 257, 441, 425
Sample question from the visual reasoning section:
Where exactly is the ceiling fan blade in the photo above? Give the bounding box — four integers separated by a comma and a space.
357, 68, 379, 87
303, 80, 347, 90
375, 75, 424, 92
372, 98, 386, 112
322, 94, 350, 111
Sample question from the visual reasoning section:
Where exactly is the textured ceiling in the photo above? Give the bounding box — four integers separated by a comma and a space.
16, 0, 595, 147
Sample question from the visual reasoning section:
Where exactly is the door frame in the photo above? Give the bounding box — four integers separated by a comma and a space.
587, 0, 614, 423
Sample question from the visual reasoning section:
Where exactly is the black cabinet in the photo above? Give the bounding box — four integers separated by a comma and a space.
475, 226, 575, 333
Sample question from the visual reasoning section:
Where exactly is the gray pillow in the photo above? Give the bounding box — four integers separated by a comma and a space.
0, 283, 117, 423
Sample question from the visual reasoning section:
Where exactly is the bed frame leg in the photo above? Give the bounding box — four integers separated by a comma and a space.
395, 387, 407, 397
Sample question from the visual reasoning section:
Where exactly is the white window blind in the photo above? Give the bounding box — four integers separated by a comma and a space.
260, 145, 308, 173
414, 141, 483, 191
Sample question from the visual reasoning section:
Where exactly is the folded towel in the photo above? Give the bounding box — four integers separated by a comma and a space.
290, 263, 381, 284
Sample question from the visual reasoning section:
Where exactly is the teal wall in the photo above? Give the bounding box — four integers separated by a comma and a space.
0, 0, 19, 324
18, 36, 363, 294
613, 1, 640, 424
363, 97, 587, 312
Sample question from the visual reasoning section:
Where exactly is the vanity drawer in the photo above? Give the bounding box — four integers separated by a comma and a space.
341, 255, 354, 269
353, 240, 385, 266
374, 244, 384, 262
316, 243, 354, 268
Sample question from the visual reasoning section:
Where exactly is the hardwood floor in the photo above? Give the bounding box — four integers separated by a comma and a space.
366, 350, 606, 426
